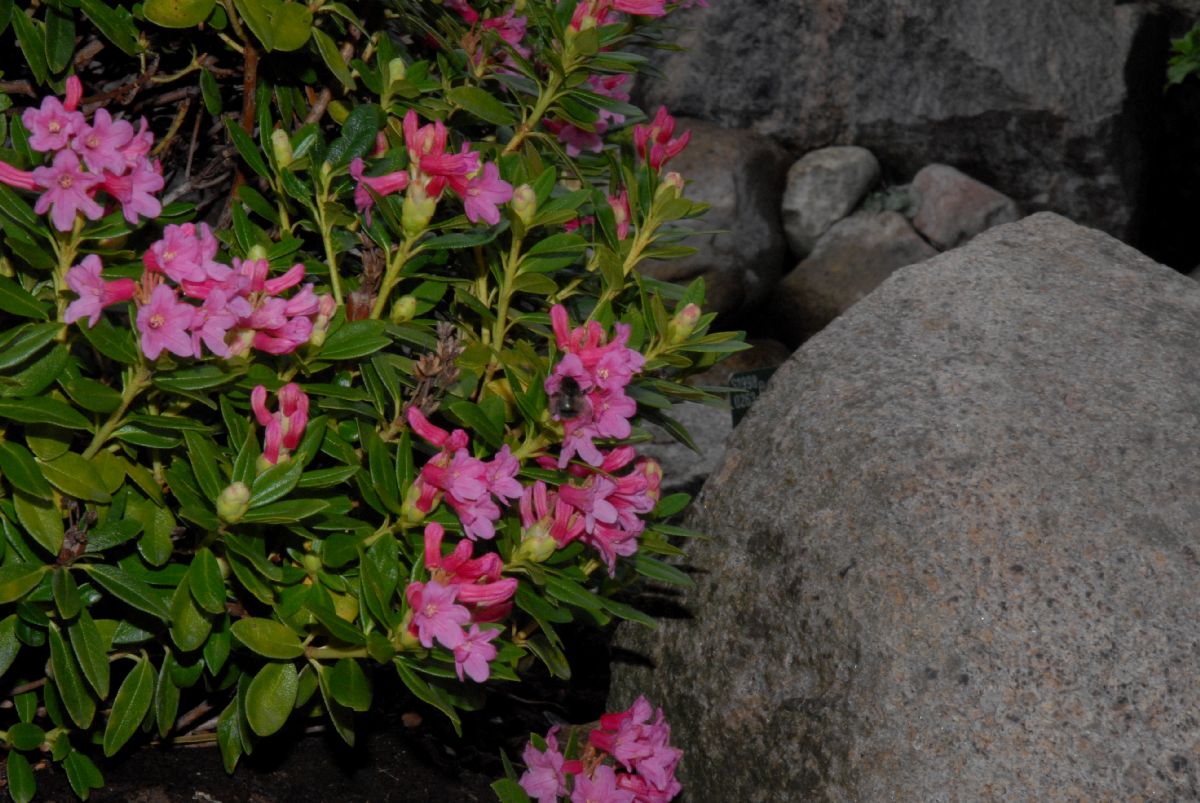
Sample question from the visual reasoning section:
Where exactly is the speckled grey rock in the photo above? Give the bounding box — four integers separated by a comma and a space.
640, 402, 732, 496
782, 147, 881, 258
610, 213, 1200, 802
774, 211, 937, 343
912, 163, 1021, 250
638, 119, 789, 316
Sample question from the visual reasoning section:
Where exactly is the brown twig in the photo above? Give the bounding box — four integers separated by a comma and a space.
185, 100, 203, 180
72, 37, 105, 68
0, 80, 36, 98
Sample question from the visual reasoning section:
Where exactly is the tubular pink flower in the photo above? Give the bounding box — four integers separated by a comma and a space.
590, 74, 632, 126
543, 118, 604, 157
569, 765, 635, 803
101, 159, 164, 224
519, 727, 568, 803
264, 263, 306, 295
453, 624, 500, 683
462, 161, 513, 225
405, 580, 470, 649
119, 119, 155, 168
421, 142, 480, 196
0, 161, 37, 192
608, 189, 631, 240
22, 96, 84, 152
444, 0, 479, 23
63, 76, 83, 112
634, 107, 691, 171
136, 284, 196, 360
251, 383, 310, 463
614, 0, 666, 15
189, 289, 239, 357
407, 406, 455, 449
72, 108, 134, 174
63, 255, 137, 328
33, 150, 103, 231
144, 223, 212, 284
350, 157, 409, 218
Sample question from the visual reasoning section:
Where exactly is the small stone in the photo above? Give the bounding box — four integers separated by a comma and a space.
911, 163, 1021, 250
782, 146, 880, 258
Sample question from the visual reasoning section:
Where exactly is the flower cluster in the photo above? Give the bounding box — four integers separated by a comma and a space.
404, 523, 518, 682
251, 383, 310, 466
0, 77, 164, 231
519, 696, 682, 803
544, 304, 646, 467
66, 223, 334, 361
634, 107, 691, 171
406, 407, 524, 540
351, 109, 513, 227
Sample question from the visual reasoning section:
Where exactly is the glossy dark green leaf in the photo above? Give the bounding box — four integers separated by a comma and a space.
313, 27, 353, 89
61, 376, 123, 413
52, 568, 81, 619
0, 277, 47, 320
448, 85, 517, 126
238, 498, 330, 524
49, 624, 95, 729
68, 607, 110, 699
232, 0, 274, 49
200, 67, 222, 114
632, 554, 695, 588
62, 750, 104, 800
231, 618, 304, 659
318, 319, 390, 361
268, 1, 312, 51
216, 700, 244, 773
13, 490, 63, 556
491, 779, 533, 803
11, 8, 48, 85
39, 452, 112, 503
249, 457, 303, 508
0, 564, 48, 606
2, 342, 69, 398
0, 323, 59, 371
203, 614, 232, 675
329, 658, 371, 712
0, 398, 90, 430
0, 615, 19, 678
144, 0, 216, 28
188, 548, 226, 614
245, 661, 298, 736
0, 441, 52, 496
225, 118, 271, 179
80, 316, 139, 364
79, 0, 142, 54
154, 652, 181, 738
184, 431, 225, 501
169, 576, 212, 652
102, 657, 154, 755
394, 659, 460, 735
6, 750, 35, 803
5, 722, 44, 752
85, 565, 170, 621
44, 5, 74, 73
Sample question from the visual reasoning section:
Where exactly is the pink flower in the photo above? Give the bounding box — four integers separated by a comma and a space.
189, 289, 239, 357
608, 189, 631, 240
452, 624, 500, 682
444, 0, 478, 22
543, 118, 605, 157
570, 765, 635, 803
421, 142, 480, 196
634, 107, 691, 171
350, 157, 409, 218
72, 108, 134, 174
22, 96, 84, 152
405, 581, 471, 649
250, 383, 309, 464
101, 158, 164, 223
590, 697, 683, 799
33, 150, 104, 231
0, 161, 37, 192
613, 0, 666, 15
590, 74, 632, 126
119, 118, 155, 168
486, 445, 524, 502
144, 223, 218, 284
462, 162, 513, 225
519, 727, 568, 803
63, 255, 137, 328
136, 284, 196, 360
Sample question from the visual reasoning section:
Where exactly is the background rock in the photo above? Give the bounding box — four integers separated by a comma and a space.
641, 2, 1158, 243
772, 211, 937, 344
611, 213, 1200, 801
911, 163, 1021, 250
782, 147, 880, 258
638, 119, 789, 318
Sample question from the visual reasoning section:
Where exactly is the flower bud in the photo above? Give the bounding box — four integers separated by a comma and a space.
387, 58, 407, 84
308, 294, 338, 348
514, 523, 557, 563
390, 295, 418, 323
511, 183, 537, 226
333, 592, 359, 623
271, 129, 294, 168
396, 612, 422, 651
302, 553, 322, 574
667, 302, 701, 342
402, 190, 437, 238
216, 482, 251, 524
656, 171, 685, 201
400, 484, 429, 526
246, 244, 269, 262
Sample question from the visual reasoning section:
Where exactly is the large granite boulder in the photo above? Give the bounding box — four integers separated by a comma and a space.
638, 119, 789, 317
642, 2, 1154, 238
611, 214, 1200, 801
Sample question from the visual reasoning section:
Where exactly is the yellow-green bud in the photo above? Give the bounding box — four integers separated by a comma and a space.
656, 171, 685, 201
216, 482, 251, 524
247, 244, 269, 262
271, 129, 293, 168
402, 190, 437, 238
515, 523, 557, 563
667, 302, 702, 342
400, 484, 428, 526
390, 295, 418, 324
511, 183, 537, 227
387, 58, 407, 84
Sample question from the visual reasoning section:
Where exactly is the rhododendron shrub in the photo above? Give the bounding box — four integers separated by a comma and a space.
0, 0, 736, 798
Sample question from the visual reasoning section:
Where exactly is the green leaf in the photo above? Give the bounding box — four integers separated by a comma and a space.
269, 1, 312, 51
448, 86, 517, 126
188, 548, 226, 614
324, 103, 384, 169
633, 554, 695, 588
5, 722, 44, 752
313, 27, 353, 89
231, 618, 304, 659
154, 652, 181, 738
0, 323, 59, 371
13, 490, 63, 556
203, 615, 232, 675
200, 67, 223, 115
394, 659, 460, 735
11, 8, 48, 86
245, 662, 298, 736
184, 431, 226, 501
44, 5, 75, 74
0, 398, 91, 430
0, 277, 48, 320
103, 658, 154, 756
85, 565, 170, 622
62, 750, 104, 800
39, 452, 112, 503
329, 658, 371, 711
79, 0, 142, 55
62, 377, 123, 413
225, 118, 271, 179
6, 751, 35, 803
0, 615, 20, 678
0, 441, 53, 496
491, 779, 533, 803
2, 342, 69, 399
319, 319, 390, 361
49, 624, 95, 729
249, 457, 303, 508
232, 0, 274, 49
238, 498, 330, 524
447, 401, 504, 449
315, 662, 355, 746
143, 0, 216, 28
52, 567, 81, 619
0, 564, 48, 605
216, 700, 244, 773
169, 576, 212, 652
80, 317, 138, 364
421, 223, 508, 250
68, 608, 110, 698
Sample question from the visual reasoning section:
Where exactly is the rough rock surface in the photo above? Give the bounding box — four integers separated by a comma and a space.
638, 119, 789, 317
773, 211, 937, 344
611, 214, 1200, 801
782, 147, 881, 258
641, 2, 1153, 237
911, 164, 1021, 250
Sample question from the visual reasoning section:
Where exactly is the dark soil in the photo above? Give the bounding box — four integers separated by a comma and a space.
28, 626, 615, 803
